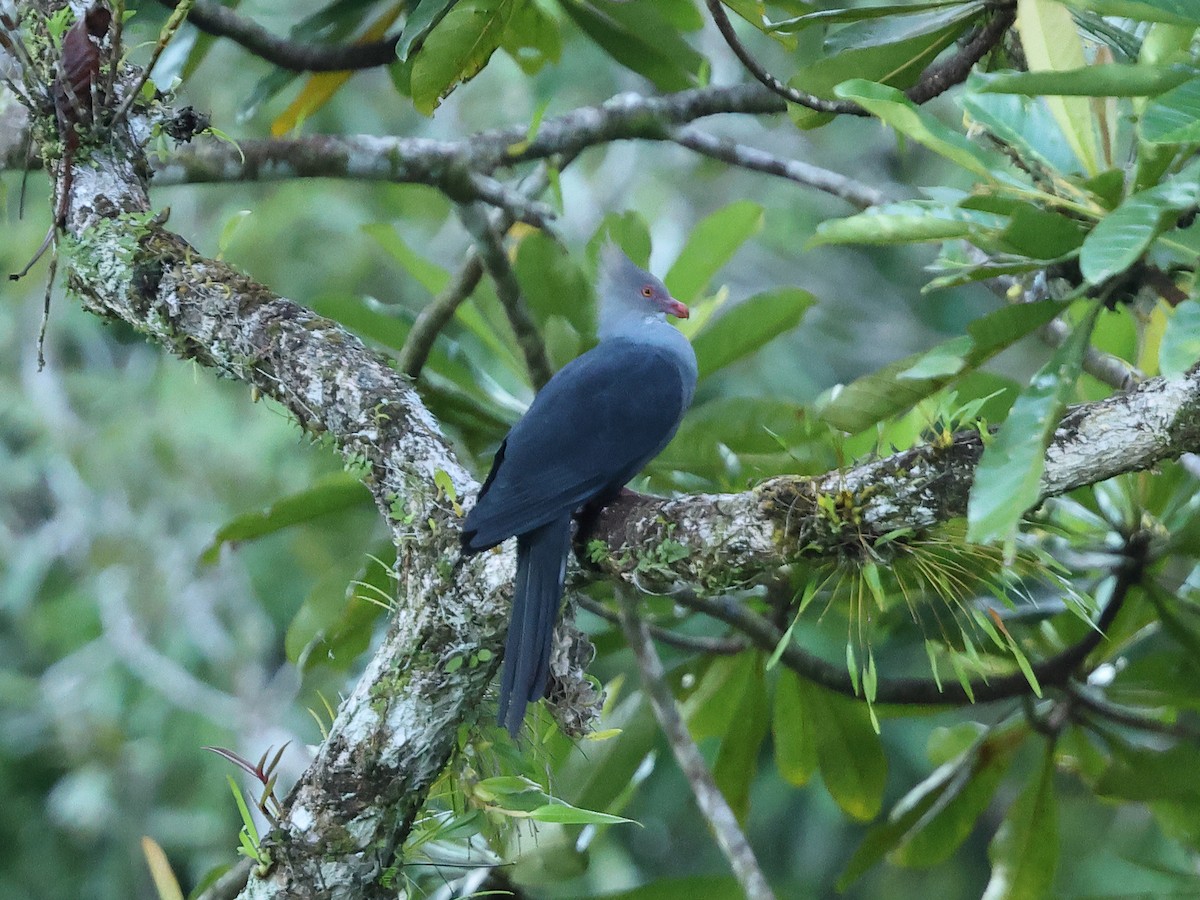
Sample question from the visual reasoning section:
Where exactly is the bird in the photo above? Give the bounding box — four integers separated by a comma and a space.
461, 242, 698, 736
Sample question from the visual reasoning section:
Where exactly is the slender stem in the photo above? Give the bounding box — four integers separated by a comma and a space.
617, 586, 777, 900
154, 0, 399, 72
671, 126, 886, 210
457, 201, 553, 389
576, 594, 747, 655
399, 254, 485, 380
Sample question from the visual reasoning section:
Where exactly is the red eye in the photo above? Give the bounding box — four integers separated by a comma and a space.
641, 286, 653, 297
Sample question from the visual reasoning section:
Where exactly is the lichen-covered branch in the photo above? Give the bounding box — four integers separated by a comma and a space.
588, 371, 1200, 590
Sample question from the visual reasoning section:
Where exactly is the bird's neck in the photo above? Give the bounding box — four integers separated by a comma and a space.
597, 310, 669, 342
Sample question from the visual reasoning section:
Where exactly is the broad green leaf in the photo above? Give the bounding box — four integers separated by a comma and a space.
962, 77, 1083, 175
1065, 0, 1200, 25
789, 19, 974, 128
362, 224, 450, 294
897, 337, 973, 379
396, 0, 458, 61
712, 656, 769, 822
558, 0, 703, 91
977, 64, 1193, 96
807, 682, 887, 821
1096, 741, 1200, 804
825, 2, 986, 53
410, 0, 515, 114
818, 300, 1064, 433
1079, 169, 1200, 283
514, 233, 593, 336
999, 206, 1087, 260
201, 473, 370, 563
838, 755, 966, 888
892, 734, 1020, 866
666, 201, 764, 304
811, 201, 1006, 247
691, 288, 813, 380
500, 0, 562, 73
1159, 298, 1200, 374
773, 668, 818, 787
1016, 0, 1101, 176
685, 653, 758, 740
1141, 75, 1200, 143
833, 80, 1008, 179
967, 302, 1101, 545
773, 0, 976, 32
981, 742, 1059, 900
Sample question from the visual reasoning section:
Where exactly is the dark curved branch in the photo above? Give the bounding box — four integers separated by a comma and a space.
457, 201, 553, 389
156, 0, 400, 72
674, 530, 1149, 705
705, 0, 1015, 114
576, 594, 747, 656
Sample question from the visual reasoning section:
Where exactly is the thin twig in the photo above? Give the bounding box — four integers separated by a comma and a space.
704, 0, 860, 115
671, 126, 886, 210
705, 0, 1015, 114
154, 0, 399, 72
113, 0, 194, 125
457, 201, 553, 389
576, 594, 747, 655
465, 171, 556, 228
617, 586, 777, 900
399, 157, 573, 379
1068, 684, 1200, 742
399, 254, 485, 379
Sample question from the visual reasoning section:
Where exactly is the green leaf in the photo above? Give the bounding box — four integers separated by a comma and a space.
558, 0, 703, 91
712, 656, 769, 822
773, 0, 978, 32
824, 2, 986, 53
833, 80, 1009, 178
666, 201, 764, 304
982, 742, 1059, 900
807, 682, 887, 821
396, 0, 458, 61
691, 288, 813, 380
1064, 0, 1200, 26
892, 733, 1020, 866
817, 300, 1063, 433
789, 16, 975, 128
967, 302, 1101, 545
1141, 75, 1200, 143
500, 0, 562, 73
962, 76, 1084, 175
977, 63, 1194, 96
811, 201, 1005, 247
514, 233, 593, 336
773, 669, 818, 787
201, 473, 371, 563
526, 803, 634, 825
999, 206, 1087, 260
1016, 0, 1101, 175
1159, 298, 1200, 374
410, 0, 515, 114
362, 224, 450, 294
1079, 169, 1200, 283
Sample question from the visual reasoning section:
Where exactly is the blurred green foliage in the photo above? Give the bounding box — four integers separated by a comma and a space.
6, 0, 1200, 898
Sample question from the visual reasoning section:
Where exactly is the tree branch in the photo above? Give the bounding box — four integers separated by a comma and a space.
617, 587, 776, 900
155, 0, 400, 72
705, 0, 1014, 114
457, 201, 553, 388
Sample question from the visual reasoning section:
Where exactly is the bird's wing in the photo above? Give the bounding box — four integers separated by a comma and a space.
462, 340, 688, 551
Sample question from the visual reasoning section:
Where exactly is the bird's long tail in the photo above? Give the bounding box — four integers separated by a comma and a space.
498, 515, 572, 736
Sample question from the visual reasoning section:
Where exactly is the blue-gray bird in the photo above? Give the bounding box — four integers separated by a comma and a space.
461, 243, 698, 735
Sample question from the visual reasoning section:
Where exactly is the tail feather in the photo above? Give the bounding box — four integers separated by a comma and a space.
497, 516, 572, 736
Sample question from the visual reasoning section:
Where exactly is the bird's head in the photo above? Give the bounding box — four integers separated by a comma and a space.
598, 242, 689, 322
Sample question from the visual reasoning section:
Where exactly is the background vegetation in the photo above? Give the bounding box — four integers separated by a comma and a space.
4, 0, 1200, 898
